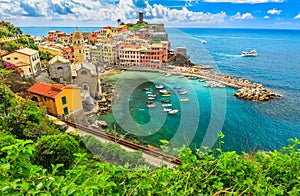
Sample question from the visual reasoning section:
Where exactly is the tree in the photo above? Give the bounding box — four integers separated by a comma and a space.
33, 134, 80, 172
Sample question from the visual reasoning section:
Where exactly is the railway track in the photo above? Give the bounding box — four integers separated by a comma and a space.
61, 119, 182, 166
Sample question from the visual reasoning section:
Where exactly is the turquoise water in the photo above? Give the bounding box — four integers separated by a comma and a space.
21, 27, 300, 153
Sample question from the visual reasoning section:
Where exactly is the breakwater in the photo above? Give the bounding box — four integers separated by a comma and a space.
169, 68, 282, 101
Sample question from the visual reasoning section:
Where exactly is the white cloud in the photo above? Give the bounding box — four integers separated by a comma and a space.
203, 0, 284, 3
264, 15, 270, 19
230, 12, 254, 20
267, 8, 282, 15
0, 0, 228, 26
294, 13, 300, 20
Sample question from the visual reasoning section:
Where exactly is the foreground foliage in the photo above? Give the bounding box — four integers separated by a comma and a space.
0, 138, 299, 195
0, 72, 300, 195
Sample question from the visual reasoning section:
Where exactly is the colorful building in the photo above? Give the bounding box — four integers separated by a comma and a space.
1, 47, 42, 77
72, 28, 85, 63
27, 83, 83, 117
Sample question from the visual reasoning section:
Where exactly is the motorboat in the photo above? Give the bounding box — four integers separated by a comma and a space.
155, 83, 164, 89
147, 104, 157, 108
162, 93, 171, 97
241, 49, 258, 57
162, 108, 172, 112
173, 86, 182, 89
180, 98, 189, 102
161, 99, 171, 103
143, 88, 150, 91
168, 109, 179, 114
162, 104, 172, 107
178, 89, 188, 95
147, 97, 155, 100
159, 89, 170, 94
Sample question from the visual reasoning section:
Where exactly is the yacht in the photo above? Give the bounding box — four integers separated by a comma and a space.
241, 49, 258, 57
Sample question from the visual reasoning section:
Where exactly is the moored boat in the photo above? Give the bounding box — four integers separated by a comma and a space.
173, 86, 182, 89
161, 99, 171, 103
162, 104, 172, 107
147, 104, 157, 108
168, 109, 179, 114
162, 108, 172, 112
155, 84, 164, 89
162, 93, 171, 97
178, 89, 188, 95
180, 98, 189, 102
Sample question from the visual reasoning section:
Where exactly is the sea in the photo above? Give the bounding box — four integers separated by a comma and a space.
21, 27, 300, 153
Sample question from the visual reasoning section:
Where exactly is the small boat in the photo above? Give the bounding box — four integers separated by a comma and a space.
173, 86, 182, 89
241, 49, 258, 57
162, 104, 172, 107
147, 97, 155, 100
178, 90, 188, 95
148, 94, 156, 97
139, 108, 145, 111
178, 75, 184, 78
180, 98, 189, 102
147, 100, 153, 104
155, 84, 164, 89
143, 88, 150, 91
199, 79, 205, 82
201, 40, 207, 44
188, 76, 198, 80
162, 108, 172, 112
168, 109, 179, 114
161, 99, 171, 103
147, 104, 157, 108
159, 89, 169, 94
146, 91, 153, 94
162, 93, 171, 97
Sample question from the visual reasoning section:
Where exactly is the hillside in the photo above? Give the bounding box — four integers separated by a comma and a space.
0, 71, 300, 195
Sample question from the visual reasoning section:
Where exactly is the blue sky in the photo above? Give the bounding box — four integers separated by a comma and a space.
0, 0, 300, 28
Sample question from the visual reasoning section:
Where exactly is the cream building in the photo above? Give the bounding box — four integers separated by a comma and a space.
1, 47, 42, 77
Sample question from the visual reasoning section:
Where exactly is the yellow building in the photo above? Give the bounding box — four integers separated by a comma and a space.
72, 28, 85, 63
27, 82, 83, 117
1, 47, 42, 77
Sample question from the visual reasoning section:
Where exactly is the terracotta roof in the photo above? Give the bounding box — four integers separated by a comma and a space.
27, 83, 65, 98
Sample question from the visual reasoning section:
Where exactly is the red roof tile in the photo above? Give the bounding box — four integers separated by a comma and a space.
27, 83, 65, 98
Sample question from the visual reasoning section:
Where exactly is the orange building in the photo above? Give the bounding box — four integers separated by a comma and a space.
27, 83, 83, 117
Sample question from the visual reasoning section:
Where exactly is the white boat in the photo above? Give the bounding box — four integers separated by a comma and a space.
155, 84, 164, 89
241, 49, 258, 57
147, 97, 155, 100
162, 104, 172, 107
201, 40, 207, 44
148, 94, 156, 97
168, 109, 179, 114
159, 89, 169, 94
162, 108, 172, 112
178, 89, 188, 95
180, 98, 189, 102
173, 86, 182, 89
147, 104, 157, 108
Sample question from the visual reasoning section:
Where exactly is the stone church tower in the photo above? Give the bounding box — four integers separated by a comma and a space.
72, 28, 85, 63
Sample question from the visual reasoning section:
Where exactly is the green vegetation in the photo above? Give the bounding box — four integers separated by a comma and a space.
1, 70, 300, 195
0, 21, 38, 52
0, 21, 22, 38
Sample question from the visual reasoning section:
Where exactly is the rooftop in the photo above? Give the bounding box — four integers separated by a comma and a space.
16, 47, 38, 56
27, 83, 65, 98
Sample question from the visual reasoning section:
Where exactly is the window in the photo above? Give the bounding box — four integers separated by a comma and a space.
63, 107, 69, 115
6, 58, 10, 61
14, 57, 18, 60
61, 96, 67, 105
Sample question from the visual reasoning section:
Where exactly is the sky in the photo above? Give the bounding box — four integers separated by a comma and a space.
0, 0, 300, 28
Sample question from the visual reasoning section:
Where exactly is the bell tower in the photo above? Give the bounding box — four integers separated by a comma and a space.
72, 27, 85, 63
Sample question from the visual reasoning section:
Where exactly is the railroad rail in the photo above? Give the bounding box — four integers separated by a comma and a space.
61, 119, 182, 166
